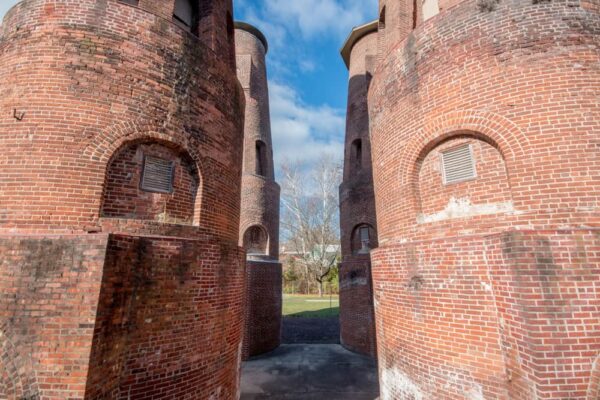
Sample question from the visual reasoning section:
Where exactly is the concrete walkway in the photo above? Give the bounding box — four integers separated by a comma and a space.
241, 344, 380, 400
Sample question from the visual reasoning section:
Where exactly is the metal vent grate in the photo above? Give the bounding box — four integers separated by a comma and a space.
441, 144, 476, 184
141, 156, 175, 193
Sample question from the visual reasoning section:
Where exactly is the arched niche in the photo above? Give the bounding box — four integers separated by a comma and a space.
255, 140, 269, 177
243, 225, 269, 256
415, 133, 513, 222
351, 223, 378, 255
100, 140, 200, 225
173, 0, 200, 34
351, 139, 363, 171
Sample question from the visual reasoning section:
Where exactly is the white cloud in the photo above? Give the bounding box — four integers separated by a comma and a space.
262, 0, 379, 40
269, 81, 344, 168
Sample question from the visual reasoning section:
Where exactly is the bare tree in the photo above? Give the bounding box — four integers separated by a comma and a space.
280, 154, 342, 297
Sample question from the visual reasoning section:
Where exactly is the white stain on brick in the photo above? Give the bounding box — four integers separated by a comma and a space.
380, 366, 423, 400
417, 197, 514, 224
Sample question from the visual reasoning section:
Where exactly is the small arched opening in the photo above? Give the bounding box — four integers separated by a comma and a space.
255, 140, 269, 177
243, 225, 269, 256
173, 0, 199, 35
100, 140, 200, 225
351, 139, 363, 171
351, 224, 378, 255
227, 11, 236, 65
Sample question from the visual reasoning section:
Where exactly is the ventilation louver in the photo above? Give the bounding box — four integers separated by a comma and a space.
141, 156, 175, 193
441, 144, 476, 184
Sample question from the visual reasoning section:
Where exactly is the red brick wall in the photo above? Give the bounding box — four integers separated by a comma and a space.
0, 0, 244, 240
0, 1, 246, 399
369, 0, 600, 398
339, 257, 377, 357
101, 142, 200, 224
0, 235, 109, 400
85, 235, 245, 399
235, 24, 282, 359
340, 29, 379, 357
242, 260, 282, 360
236, 26, 280, 259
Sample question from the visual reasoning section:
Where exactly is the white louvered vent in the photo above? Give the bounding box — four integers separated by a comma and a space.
141, 156, 175, 194
441, 144, 476, 184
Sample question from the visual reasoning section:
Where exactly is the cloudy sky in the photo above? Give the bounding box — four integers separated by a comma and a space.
0, 0, 379, 168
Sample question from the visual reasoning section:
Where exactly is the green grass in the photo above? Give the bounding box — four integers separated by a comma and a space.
282, 294, 339, 318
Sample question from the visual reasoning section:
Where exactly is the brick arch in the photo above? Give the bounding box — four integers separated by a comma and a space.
398, 110, 527, 217
351, 223, 378, 255
242, 224, 270, 256
85, 119, 207, 225
0, 325, 38, 399
587, 355, 600, 400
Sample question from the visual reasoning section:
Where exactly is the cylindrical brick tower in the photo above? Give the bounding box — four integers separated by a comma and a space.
369, 0, 600, 399
235, 22, 282, 360
338, 20, 379, 358
0, 1, 245, 399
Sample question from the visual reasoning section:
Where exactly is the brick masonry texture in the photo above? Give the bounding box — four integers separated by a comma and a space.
235, 23, 282, 360
0, 0, 246, 399
242, 260, 282, 359
339, 27, 379, 357
368, 0, 600, 399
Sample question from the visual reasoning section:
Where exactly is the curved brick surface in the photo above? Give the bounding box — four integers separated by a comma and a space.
242, 260, 283, 359
369, 1, 600, 399
235, 23, 282, 359
339, 27, 379, 357
0, 1, 245, 399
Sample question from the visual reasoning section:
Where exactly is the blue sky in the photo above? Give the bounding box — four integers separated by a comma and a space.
0, 0, 379, 166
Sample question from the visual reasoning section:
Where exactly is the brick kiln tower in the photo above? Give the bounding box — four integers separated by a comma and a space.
338, 21, 379, 358
367, 0, 600, 399
235, 22, 282, 359
0, 1, 245, 399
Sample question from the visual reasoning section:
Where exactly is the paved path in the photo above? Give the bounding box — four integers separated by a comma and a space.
241, 344, 380, 400
281, 317, 340, 344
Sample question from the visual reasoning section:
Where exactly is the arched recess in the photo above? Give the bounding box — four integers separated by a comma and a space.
255, 140, 269, 177
351, 223, 378, 255
100, 139, 201, 225
243, 225, 269, 256
414, 132, 513, 221
85, 118, 208, 227
351, 139, 363, 171
173, 0, 200, 35
587, 355, 600, 400
0, 325, 38, 399
396, 110, 527, 221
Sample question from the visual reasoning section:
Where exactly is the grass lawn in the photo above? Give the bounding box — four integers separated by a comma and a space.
282, 294, 339, 318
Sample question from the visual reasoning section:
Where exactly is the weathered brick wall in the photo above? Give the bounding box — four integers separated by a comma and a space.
0, 1, 246, 399
235, 23, 282, 359
0, 0, 244, 240
339, 27, 379, 357
0, 235, 109, 400
85, 235, 245, 399
236, 25, 281, 259
369, 0, 600, 398
242, 260, 282, 360
339, 257, 377, 357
